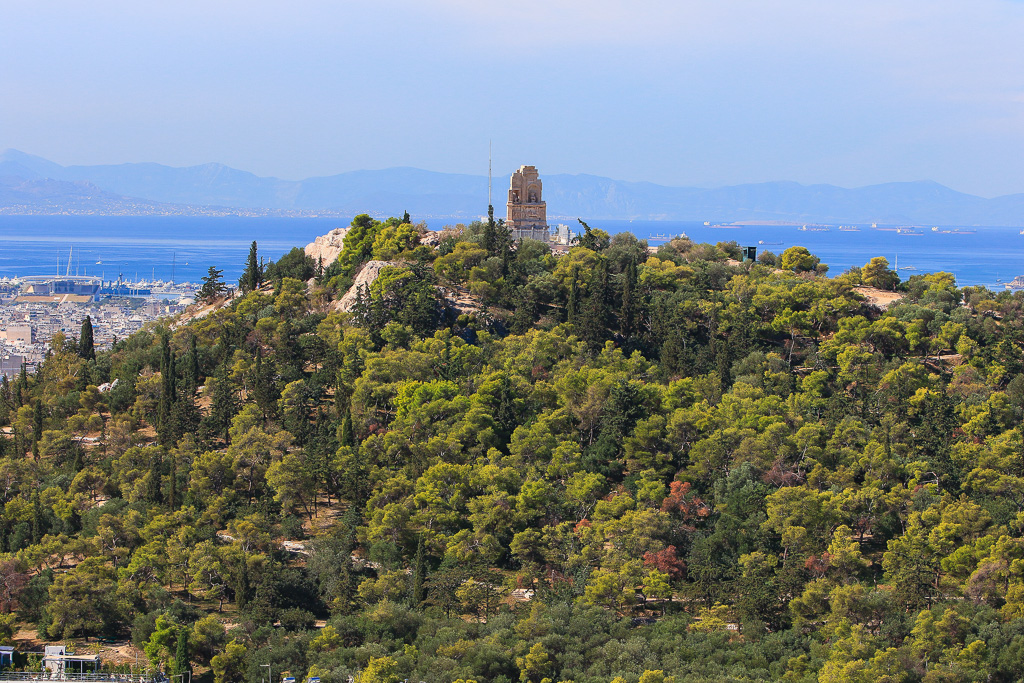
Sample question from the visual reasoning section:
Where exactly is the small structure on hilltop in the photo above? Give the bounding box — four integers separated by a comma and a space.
507, 165, 551, 242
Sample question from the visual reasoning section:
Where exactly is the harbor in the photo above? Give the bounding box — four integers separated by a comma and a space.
0, 274, 197, 378
0, 275, 197, 306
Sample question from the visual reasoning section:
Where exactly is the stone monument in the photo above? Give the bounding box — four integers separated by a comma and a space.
506, 165, 551, 242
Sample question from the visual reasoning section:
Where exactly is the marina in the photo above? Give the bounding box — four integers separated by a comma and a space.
0, 275, 196, 305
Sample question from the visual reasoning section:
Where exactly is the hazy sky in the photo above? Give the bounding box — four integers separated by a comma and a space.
3, 1, 1024, 196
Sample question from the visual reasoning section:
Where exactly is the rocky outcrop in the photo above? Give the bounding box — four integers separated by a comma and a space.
336, 260, 398, 312
305, 227, 349, 267
420, 229, 445, 247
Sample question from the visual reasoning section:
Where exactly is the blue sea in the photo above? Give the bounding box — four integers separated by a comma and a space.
0, 216, 1022, 289
577, 219, 1024, 290
0, 216, 342, 284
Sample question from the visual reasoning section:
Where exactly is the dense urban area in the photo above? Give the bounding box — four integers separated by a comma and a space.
0, 280, 194, 382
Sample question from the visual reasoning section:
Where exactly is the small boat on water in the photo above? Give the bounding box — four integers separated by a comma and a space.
758, 240, 783, 245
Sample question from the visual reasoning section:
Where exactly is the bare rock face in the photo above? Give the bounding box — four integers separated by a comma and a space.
305, 227, 349, 268
420, 229, 445, 247
336, 260, 398, 312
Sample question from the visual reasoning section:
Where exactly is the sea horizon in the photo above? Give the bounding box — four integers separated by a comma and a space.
1, 214, 1022, 290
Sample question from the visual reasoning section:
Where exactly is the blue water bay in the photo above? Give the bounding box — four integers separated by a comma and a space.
1, 216, 1022, 289
0, 216, 341, 283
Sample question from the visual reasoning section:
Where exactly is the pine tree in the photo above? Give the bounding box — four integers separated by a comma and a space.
198, 266, 227, 302
78, 316, 95, 361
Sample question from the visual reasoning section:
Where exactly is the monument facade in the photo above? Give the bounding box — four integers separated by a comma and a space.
506, 165, 551, 242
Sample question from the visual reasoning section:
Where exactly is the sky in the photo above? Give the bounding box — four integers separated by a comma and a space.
2, 1, 1024, 197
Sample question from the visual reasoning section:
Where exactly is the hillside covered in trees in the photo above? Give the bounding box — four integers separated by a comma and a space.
3, 214, 1024, 683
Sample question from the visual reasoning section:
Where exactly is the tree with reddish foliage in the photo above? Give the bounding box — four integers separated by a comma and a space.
660, 480, 711, 530
643, 545, 686, 580
0, 559, 28, 612
804, 554, 831, 579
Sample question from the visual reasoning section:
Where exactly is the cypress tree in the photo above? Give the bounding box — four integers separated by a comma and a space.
0, 374, 10, 423
31, 490, 44, 543
209, 362, 237, 444
252, 346, 278, 423
158, 335, 177, 445
339, 408, 355, 448
16, 364, 28, 408
619, 258, 638, 338
567, 265, 581, 324
412, 536, 427, 606
167, 453, 177, 511
79, 316, 95, 361
511, 291, 537, 335
483, 205, 497, 255
174, 626, 189, 677
31, 399, 43, 460
236, 560, 250, 610
241, 241, 261, 293
183, 334, 199, 396
580, 260, 611, 351
148, 450, 162, 504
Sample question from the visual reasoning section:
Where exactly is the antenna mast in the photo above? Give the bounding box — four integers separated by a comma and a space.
488, 140, 492, 207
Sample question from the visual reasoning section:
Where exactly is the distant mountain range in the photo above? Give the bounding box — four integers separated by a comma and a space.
3, 148, 1024, 225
